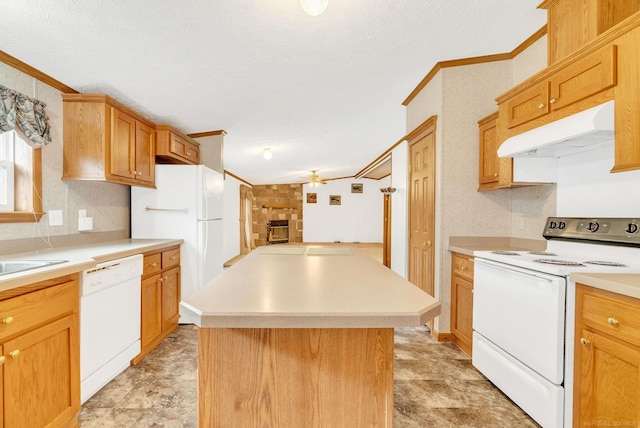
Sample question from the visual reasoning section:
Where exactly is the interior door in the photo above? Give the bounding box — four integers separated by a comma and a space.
408, 118, 436, 297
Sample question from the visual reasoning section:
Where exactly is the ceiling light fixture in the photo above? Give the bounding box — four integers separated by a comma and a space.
300, 0, 328, 16
263, 148, 273, 160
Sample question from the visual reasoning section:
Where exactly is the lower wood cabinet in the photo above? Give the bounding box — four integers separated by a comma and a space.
133, 245, 181, 364
0, 275, 80, 428
574, 284, 640, 426
450, 253, 474, 356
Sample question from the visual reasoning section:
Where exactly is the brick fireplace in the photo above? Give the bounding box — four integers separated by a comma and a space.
252, 184, 303, 247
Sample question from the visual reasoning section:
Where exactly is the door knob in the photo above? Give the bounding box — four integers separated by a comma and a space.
9, 350, 20, 358
580, 338, 590, 346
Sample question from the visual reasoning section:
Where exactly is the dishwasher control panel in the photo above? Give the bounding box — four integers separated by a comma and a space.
80, 254, 143, 296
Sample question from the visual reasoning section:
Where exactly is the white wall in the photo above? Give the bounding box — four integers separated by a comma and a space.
222, 175, 242, 262
390, 143, 408, 277
557, 145, 640, 216
302, 177, 390, 243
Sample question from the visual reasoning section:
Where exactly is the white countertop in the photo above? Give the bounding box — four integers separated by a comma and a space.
0, 238, 183, 293
180, 245, 441, 328
571, 273, 640, 300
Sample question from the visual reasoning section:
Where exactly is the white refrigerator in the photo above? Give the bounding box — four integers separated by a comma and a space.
131, 165, 224, 306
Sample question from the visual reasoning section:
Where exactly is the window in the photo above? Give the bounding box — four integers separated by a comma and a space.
0, 133, 15, 211
0, 130, 43, 223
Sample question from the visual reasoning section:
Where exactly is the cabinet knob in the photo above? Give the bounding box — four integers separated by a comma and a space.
131, 170, 137, 175
9, 350, 20, 359
607, 317, 619, 326
493, 172, 498, 177
164, 275, 169, 280
3, 316, 14, 325
171, 255, 177, 260
423, 241, 431, 248
461, 266, 467, 271
549, 97, 557, 104
538, 103, 545, 109
159, 277, 164, 283
0, 356, 5, 365
151, 262, 158, 267
186, 152, 192, 156
580, 338, 590, 346
137, 171, 143, 176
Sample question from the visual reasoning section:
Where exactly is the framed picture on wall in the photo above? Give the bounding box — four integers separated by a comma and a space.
351, 183, 363, 193
329, 195, 341, 205
307, 193, 317, 204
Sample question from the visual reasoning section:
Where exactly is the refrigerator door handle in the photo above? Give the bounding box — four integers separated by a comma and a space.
145, 206, 189, 213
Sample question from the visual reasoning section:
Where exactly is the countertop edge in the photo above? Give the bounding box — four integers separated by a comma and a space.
0, 238, 183, 293
570, 273, 640, 300
179, 301, 442, 329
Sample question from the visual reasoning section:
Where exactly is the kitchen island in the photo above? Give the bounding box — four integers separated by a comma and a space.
181, 245, 440, 427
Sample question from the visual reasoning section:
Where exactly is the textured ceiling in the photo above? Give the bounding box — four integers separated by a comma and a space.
0, 0, 546, 184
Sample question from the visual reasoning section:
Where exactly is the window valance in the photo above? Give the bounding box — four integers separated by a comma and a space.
0, 83, 51, 147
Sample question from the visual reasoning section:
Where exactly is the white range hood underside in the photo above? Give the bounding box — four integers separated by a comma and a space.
498, 101, 614, 158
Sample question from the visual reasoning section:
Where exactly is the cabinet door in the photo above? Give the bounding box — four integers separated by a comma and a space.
161, 267, 180, 332
135, 121, 155, 184
478, 116, 499, 186
451, 275, 473, 356
549, 45, 617, 112
110, 108, 136, 179
3, 315, 79, 428
504, 82, 550, 129
575, 329, 640, 426
141, 274, 162, 349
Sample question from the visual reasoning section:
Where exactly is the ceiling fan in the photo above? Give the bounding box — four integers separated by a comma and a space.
306, 170, 327, 187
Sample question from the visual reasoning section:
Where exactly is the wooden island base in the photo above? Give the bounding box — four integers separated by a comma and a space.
198, 327, 394, 427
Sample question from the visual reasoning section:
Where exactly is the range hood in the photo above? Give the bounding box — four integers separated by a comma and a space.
498, 101, 614, 158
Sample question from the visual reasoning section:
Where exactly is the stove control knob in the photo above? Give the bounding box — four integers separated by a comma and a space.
558, 221, 566, 230
549, 221, 557, 229
587, 221, 600, 232
625, 223, 639, 234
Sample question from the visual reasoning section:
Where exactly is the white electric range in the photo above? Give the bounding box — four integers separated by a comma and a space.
472, 217, 640, 428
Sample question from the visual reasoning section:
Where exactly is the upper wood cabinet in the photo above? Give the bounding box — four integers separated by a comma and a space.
496, 16, 640, 173
62, 94, 156, 187
478, 112, 501, 190
155, 125, 201, 165
540, 0, 640, 64
502, 44, 617, 130
477, 112, 555, 191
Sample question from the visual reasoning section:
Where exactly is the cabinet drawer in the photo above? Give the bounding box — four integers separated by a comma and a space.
582, 291, 640, 347
162, 248, 181, 269
0, 280, 78, 342
143, 254, 162, 277
452, 253, 474, 281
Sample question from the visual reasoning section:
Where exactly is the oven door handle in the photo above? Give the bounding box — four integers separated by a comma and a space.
474, 258, 558, 283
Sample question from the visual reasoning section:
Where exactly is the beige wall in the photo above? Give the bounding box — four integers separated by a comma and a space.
401, 35, 557, 334
0, 62, 130, 243
192, 133, 224, 174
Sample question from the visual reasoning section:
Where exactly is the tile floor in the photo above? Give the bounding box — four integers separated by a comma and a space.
78, 325, 539, 427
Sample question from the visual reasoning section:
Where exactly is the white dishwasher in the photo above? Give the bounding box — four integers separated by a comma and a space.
80, 254, 143, 404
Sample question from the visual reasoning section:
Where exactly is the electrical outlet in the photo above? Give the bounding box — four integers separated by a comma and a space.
48, 210, 63, 226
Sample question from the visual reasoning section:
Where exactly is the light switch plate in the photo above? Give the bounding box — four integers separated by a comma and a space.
49, 210, 63, 226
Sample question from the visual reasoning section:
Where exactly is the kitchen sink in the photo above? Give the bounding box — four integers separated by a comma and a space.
0, 260, 67, 276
